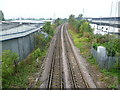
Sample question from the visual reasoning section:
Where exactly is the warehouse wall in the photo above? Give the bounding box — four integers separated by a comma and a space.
2, 32, 37, 61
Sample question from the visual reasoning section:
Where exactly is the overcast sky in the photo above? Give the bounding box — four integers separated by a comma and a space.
0, 0, 119, 19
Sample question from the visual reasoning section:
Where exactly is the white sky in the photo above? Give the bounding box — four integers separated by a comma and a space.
0, 0, 119, 19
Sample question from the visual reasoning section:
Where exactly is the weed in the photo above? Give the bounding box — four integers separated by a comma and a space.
2, 50, 19, 82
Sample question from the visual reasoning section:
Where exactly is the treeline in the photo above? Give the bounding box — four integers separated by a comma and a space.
69, 14, 93, 38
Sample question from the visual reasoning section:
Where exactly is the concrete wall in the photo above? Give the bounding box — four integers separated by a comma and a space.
2, 31, 37, 61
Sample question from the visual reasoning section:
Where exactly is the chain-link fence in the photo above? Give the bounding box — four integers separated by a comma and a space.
91, 46, 116, 69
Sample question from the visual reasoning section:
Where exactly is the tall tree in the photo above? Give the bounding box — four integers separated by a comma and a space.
55, 18, 61, 26
0, 10, 5, 21
68, 14, 76, 26
78, 14, 83, 18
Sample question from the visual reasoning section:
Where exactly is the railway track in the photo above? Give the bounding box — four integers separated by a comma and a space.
63, 24, 88, 88
47, 26, 63, 88
40, 24, 96, 89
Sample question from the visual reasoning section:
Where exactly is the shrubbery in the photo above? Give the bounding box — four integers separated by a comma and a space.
32, 48, 41, 60
69, 14, 93, 34
104, 38, 120, 56
35, 33, 48, 49
2, 50, 19, 82
92, 34, 119, 57
92, 43, 101, 50
79, 21, 93, 33
43, 22, 55, 36
54, 18, 62, 26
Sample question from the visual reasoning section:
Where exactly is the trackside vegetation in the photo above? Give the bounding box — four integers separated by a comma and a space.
68, 14, 119, 88
2, 22, 56, 88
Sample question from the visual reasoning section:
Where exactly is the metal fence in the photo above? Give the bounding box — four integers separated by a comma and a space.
91, 46, 116, 69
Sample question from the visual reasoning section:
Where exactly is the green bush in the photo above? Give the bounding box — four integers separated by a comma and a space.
35, 34, 47, 49
79, 21, 93, 33
103, 38, 120, 56
35, 33, 53, 51
94, 34, 109, 43
92, 38, 119, 56
54, 18, 62, 26
69, 16, 93, 37
43, 22, 55, 36
112, 39, 120, 53
2, 50, 19, 78
103, 42, 114, 56
32, 48, 41, 59
92, 43, 101, 50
